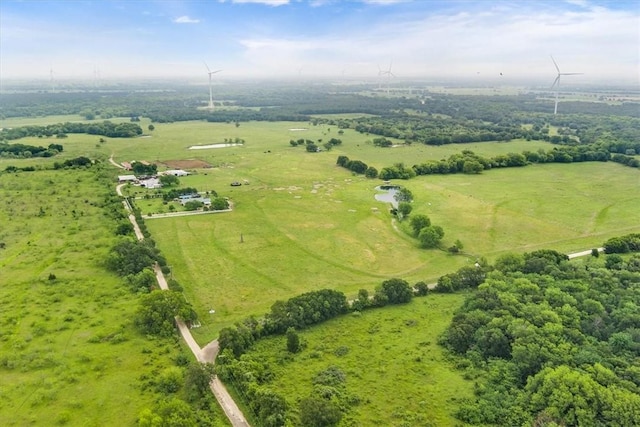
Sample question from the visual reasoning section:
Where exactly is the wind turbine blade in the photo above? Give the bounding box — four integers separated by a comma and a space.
550, 55, 560, 73
551, 75, 560, 88
204, 62, 211, 73
561, 72, 583, 75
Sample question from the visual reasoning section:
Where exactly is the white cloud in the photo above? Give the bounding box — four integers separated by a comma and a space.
234, 2, 639, 83
173, 15, 200, 24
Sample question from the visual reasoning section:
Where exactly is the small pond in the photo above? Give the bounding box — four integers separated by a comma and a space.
374, 185, 400, 208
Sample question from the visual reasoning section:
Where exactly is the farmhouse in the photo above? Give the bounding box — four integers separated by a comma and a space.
178, 194, 200, 201
163, 169, 189, 177
139, 177, 162, 189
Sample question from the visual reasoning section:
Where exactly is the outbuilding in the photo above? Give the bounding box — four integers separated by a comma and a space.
118, 175, 137, 183
163, 169, 189, 177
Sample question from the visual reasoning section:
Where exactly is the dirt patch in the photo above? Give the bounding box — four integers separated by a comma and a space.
163, 159, 211, 169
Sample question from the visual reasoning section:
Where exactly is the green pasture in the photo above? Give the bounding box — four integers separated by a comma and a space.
244, 293, 472, 426
0, 168, 228, 426
72, 119, 633, 344
4, 119, 639, 345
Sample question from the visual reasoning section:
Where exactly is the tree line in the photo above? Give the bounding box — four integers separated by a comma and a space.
0, 121, 143, 141
0, 141, 63, 158
337, 142, 638, 182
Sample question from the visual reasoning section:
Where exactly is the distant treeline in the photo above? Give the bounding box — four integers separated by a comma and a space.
326, 111, 640, 150
0, 142, 63, 158
0, 121, 142, 141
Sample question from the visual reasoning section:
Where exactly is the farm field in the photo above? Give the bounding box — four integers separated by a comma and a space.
82, 120, 639, 343
0, 90, 637, 427
0, 167, 229, 426
237, 293, 472, 426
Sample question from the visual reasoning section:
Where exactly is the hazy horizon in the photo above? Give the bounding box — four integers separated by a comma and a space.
1, 0, 638, 85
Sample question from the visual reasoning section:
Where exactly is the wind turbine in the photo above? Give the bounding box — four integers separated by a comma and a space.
49, 66, 56, 93
204, 62, 222, 109
550, 55, 582, 115
380, 62, 395, 95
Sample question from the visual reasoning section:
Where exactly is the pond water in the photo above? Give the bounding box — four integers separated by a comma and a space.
374, 185, 400, 208
188, 143, 243, 150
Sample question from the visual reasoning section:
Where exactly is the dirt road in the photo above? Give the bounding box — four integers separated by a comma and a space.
113, 157, 250, 427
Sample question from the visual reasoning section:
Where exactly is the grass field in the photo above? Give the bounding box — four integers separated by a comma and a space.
2, 116, 639, 425
4, 119, 638, 343
0, 167, 229, 426
243, 293, 472, 426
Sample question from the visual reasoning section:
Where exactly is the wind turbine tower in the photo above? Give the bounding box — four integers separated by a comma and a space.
379, 62, 395, 95
204, 63, 222, 109
550, 55, 582, 115
49, 67, 55, 93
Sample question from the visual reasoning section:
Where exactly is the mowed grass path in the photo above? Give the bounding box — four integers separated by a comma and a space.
245, 293, 472, 426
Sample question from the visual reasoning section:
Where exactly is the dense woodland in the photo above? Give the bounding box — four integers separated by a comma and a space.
440, 249, 640, 426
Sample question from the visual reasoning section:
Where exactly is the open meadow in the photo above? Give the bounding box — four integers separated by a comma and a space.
0, 166, 229, 426
238, 292, 472, 426
68, 119, 637, 342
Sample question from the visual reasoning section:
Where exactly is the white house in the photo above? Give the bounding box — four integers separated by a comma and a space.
139, 178, 162, 189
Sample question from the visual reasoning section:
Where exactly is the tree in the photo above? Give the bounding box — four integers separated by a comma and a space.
211, 197, 229, 210
394, 187, 413, 203
418, 226, 444, 248
306, 143, 319, 152
414, 281, 429, 296
494, 253, 525, 273
299, 396, 342, 427
148, 124, 155, 131
449, 239, 464, 253
374, 278, 413, 305
410, 214, 431, 236
138, 398, 198, 427
336, 155, 349, 167
286, 327, 301, 353
134, 290, 197, 337
218, 324, 255, 358
156, 366, 183, 394
159, 174, 179, 186
106, 239, 158, 276
184, 362, 215, 403
364, 166, 378, 178
397, 201, 412, 220
125, 268, 157, 292
462, 160, 484, 174
184, 200, 204, 211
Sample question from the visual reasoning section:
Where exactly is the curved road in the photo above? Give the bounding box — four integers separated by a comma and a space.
114, 163, 250, 427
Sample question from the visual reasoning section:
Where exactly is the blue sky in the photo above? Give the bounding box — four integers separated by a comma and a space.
1, 0, 638, 84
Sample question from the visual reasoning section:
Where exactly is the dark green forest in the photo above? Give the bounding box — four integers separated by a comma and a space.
440, 249, 640, 426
